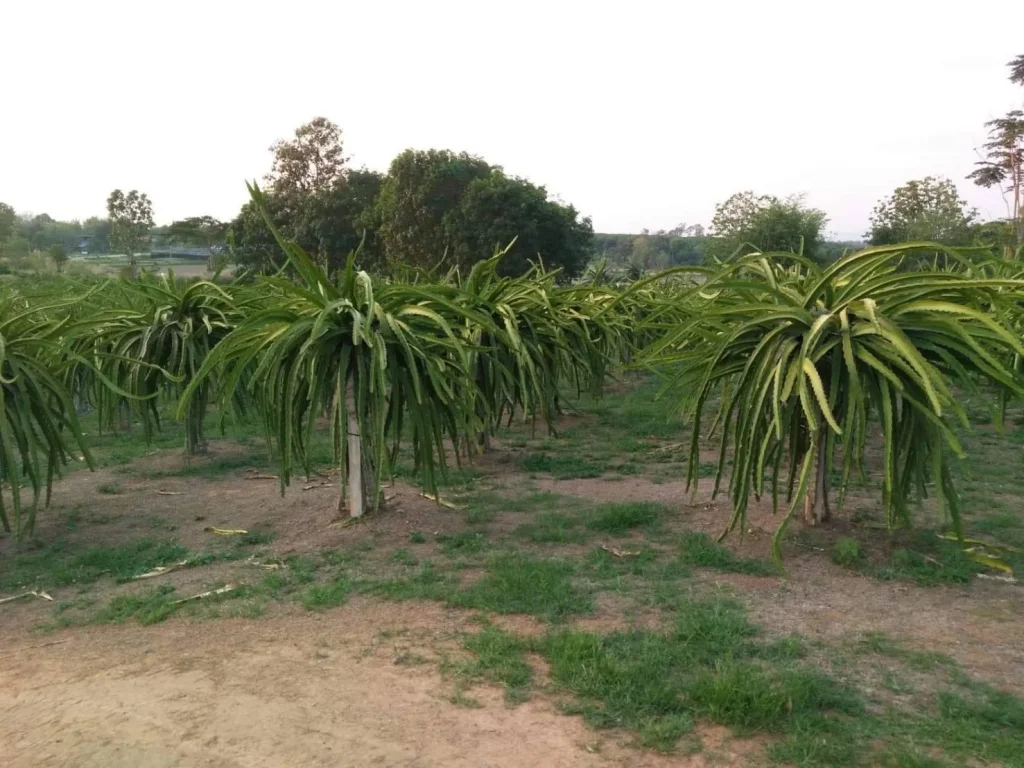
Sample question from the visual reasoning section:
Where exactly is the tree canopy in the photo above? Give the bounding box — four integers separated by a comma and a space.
445, 171, 594, 277
231, 123, 594, 279
707, 192, 828, 262
107, 189, 154, 275
968, 55, 1023, 251
867, 177, 977, 246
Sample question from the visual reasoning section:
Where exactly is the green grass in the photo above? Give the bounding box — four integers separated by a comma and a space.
514, 513, 588, 544
875, 534, 981, 586
832, 537, 864, 567
0, 538, 191, 592
409, 531, 427, 544
453, 554, 592, 621
302, 578, 351, 611
586, 502, 668, 534
97, 483, 124, 495
678, 532, 778, 575
437, 530, 489, 557
95, 584, 180, 625
449, 626, 534, 704
132, 452, 270, 479
522, 453, 606, 479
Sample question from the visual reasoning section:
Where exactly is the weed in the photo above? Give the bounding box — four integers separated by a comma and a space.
437, 530, 489, 557
522, 453, 606, 479
237, 530, 275, 547
876, 536, 979, 586
97, 483, 123, 495
586, 502, 668, 534
833, 537, 864, 567
454, 554, 592, 620
391, 548, 418, 567
454, 627, 534, 703
409, 531, 427, 544
514, 513, 587, 544
95, 585, 179, 625
302, 578, 350, 611
678, 533, 778, 575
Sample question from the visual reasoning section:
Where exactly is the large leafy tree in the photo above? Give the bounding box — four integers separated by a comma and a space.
968, 55, 1024, 253
294, 169, 385, 271
107, 189, 154, 277
374, 149, 492, 271
445, 172, 594, 279
167, 216, 229, 271
232, 119, 381, 274
0, 202, 15, 242
643, 245, 1024, 560
265, 116, 347, 204
867, 177, 977, 246
707, 192, 828, 262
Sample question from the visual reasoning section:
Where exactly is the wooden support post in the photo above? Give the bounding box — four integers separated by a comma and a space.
346, 383, 364, 519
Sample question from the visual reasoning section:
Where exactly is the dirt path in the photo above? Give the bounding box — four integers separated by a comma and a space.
0, 600, 753, 768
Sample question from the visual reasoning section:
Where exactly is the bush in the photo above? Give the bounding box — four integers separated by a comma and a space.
832, 537, 863, 567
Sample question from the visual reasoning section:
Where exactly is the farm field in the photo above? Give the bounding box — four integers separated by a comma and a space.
1, 377, 1022, 768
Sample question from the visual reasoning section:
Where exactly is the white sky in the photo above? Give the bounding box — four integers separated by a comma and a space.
2, 1, 1021, 239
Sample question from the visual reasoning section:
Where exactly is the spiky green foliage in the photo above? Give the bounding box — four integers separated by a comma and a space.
73, 275, 239, 454
183, 184, 493, 508
449, 255, 625, 445
0, 290, 93, 538
644, 244, 1024, 561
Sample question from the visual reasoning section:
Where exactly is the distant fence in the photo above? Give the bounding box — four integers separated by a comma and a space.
148, 245, 216, 260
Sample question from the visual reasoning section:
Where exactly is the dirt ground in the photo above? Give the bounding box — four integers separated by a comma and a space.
1, 421, 1022, 766
0, 600, 760, 768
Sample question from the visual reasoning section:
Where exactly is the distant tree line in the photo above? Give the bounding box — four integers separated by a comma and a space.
229, 118, 595, 279
0, 207, 113, 260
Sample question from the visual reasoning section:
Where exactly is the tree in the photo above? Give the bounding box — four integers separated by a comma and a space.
48, 243, 68, 273
0, 202, 14, 242
265, 117, 347, 203
867, 177, 977, 247
968, 56, 1023, 253
294, 169, 385, 272
708, 192, 828, 261
445, 172, 594, 278
1010, 54, 1024, 86
167, 216, 229, 271
374, 149, 492, 270
107, 189, 154, 277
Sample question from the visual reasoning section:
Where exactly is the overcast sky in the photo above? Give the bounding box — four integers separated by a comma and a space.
2, 1, 1021, 239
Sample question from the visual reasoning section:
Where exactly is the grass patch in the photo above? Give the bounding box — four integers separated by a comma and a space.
586, 502, 668, 534
302, 578, 351, 611
132, 453, 269, 479
522, 453, 606, 479
453, 554, 592, 620
0, 538, 190, 592
449, 626, 534, 704
391, 548, 418, 567
514, 513, 588, 544
678, 532, 778, 575
97, 483, 124, 495
437, 530, 489, 557
95, 584, 180, 625
832, 537, 864, 567
875, 534, 981, 586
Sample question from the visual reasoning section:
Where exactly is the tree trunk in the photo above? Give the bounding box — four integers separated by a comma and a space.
803, 431, 831, 526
